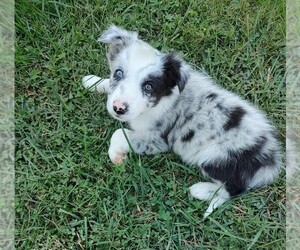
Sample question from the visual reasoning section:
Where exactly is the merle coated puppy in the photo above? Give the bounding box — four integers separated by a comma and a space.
83, 25, 281, 218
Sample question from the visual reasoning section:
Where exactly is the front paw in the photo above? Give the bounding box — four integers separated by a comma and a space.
108, 150, 127, 164
108, 129, 130, 164
82, 75, 110, 93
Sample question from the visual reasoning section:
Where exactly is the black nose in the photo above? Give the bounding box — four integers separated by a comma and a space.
113, 102, 128, 115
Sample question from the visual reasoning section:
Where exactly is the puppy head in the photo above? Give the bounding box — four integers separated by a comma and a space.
99, 25, 187, 122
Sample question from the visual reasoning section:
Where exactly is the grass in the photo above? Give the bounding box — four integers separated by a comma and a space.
15, 0, 285, 249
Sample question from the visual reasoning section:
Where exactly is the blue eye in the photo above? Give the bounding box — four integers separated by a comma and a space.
114, 68, 123, 80
144, 83, 153, 92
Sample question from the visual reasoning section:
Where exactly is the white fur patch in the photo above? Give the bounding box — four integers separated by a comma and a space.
127, 43, 158, 71
248, 165, 281, 188
108, 128, 131, 164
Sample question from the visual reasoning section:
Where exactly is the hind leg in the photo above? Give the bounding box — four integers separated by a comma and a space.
189, 182, 230, 219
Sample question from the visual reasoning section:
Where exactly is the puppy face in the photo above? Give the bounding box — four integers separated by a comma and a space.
99, 25, 186, 122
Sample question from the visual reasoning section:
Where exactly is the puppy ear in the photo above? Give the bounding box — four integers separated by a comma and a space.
98, 25, 138, 61
163, 52, 188, 92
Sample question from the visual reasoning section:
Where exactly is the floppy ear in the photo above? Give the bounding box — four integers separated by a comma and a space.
98, 25, 138, 61
163, 52, 188, 92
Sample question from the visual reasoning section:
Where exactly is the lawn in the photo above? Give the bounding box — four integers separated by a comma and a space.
15, 0, 285, 249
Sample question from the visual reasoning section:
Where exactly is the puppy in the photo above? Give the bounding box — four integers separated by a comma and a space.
83, 25, 282, 218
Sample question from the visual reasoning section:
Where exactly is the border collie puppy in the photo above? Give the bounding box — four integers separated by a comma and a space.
83, 25, 281, 218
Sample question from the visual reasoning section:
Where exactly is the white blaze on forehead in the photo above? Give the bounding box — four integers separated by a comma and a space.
127, 43, 158, 71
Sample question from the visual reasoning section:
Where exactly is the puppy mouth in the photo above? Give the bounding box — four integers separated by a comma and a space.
114, 115, 128, 122
110, 112, 133, 122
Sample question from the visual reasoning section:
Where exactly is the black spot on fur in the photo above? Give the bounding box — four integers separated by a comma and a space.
108, 46, 122, 61
181, 130, 195, 142
161, 115, 179, 145
142, 75, 173, 105
142, 53, 187, 105
209, 135, 216, 140
145, 145, 152, 154
223, 106, 246, 131
156, 120, 163, 128
209, 117, 216, 130
132, 140, 155, 155
201, 136, 273, 197
163, 53, 187, 92
105, 35, 135, 62
216, 103, 231, 118
198, 102, 203, 110
206, 93, 218, 100
197, 123, 205, 130
216, 103, 222, 110
109, 81, 118, 90
180, 113, 194, 128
